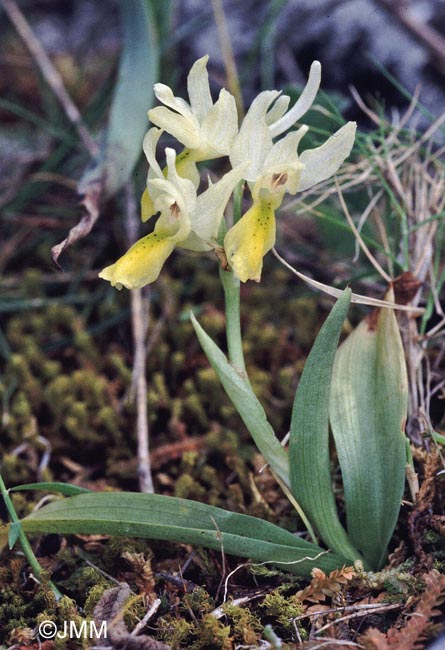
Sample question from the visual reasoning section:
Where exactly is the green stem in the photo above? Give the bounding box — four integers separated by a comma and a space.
219, 266, 247, 377
219, 179, 248, 376
232, 179, 244, 225
0, 472, 62, 600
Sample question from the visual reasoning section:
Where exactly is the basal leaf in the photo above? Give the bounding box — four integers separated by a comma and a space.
20, 492, 345, 575
329, 288, 408, 569
289, 289, 365, 566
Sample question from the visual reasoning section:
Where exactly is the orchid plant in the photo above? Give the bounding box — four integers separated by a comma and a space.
3, 57, 409, 586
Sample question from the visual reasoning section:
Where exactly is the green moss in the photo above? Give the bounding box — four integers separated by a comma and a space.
260, 590, 304, 631
287, 297, 319, 347
7, 355, 43, 409
174, 473, 206, 500
158, 616, 193, 649
183, 393, 209, 427
1, 454, 36, 487
222, 601, 262, 645
100, 537, 150, 573
83, 584, 109, 616
59, 566, 110, 600
191, 614, 232, 649
123, 596, 148, 631
206, 427, 239, 455
0, 573, 54, 643
276, 366, 295, 399
74, 330, 100, 363
10, 390, 33, 420
21, 269, 45, 297
199, 308, 226, 338
181, 587, 214, 617
171, 350, 186, 373
97, 405, 119, 436
108, 352, 132, 384
42, 359, 62, 380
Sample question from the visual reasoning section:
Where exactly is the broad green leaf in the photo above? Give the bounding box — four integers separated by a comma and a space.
191, 314, 290, 488
289, 289, 365, 566
10, 482, 92, 496
20, 492, 344, 575
329, 289, 408, 569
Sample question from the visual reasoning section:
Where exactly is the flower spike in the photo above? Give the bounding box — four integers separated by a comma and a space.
99, 56, 356, 289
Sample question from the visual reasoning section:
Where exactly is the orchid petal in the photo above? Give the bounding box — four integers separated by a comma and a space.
224, 199, 276, 282
148, 106, 200, 149
298, 121, 356, 191
191, 163, 248, 242
230, 121, 272, 183
142, 127, 163, 178
262, 126, 309, 168
145, 148, 196, 233
250, 128, 307, 203
187, 55, 212, 121
175, 148, 200, 188
141, 188, 157, 223
266, 94, 290, 125
152, 83, 195, 119
230, 91, 280, 181
252, 161, 303, 205
99, 234, 176, 289
269, 61, 321, 138
200, 89, 238, 157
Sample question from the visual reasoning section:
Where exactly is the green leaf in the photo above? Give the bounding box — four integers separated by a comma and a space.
10, 482, 92, 496
20, 493, 345, 575
432, 431, 445, 445
289, 289, 365, 566
8, 522, 21, 549
329, 290, 408, 569
191, 313, 290, 488
100, 0, 159, 197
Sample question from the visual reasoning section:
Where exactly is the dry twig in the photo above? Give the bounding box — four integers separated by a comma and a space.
125, 181, 154, 494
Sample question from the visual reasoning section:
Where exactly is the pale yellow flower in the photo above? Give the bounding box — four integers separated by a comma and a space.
99, 147, 246, 289
224, 62, 356, 282
148, 55, 238, 187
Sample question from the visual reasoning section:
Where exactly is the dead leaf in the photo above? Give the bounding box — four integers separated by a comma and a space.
93, 582, 170, 650
51, 177, 102, 267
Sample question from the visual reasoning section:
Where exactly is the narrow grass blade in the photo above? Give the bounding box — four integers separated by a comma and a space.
19, 492, 344, 575
191, 313, 290, 488
10, 482, 92, 496
289, 289, 365, 566
329, 288, 408, 569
